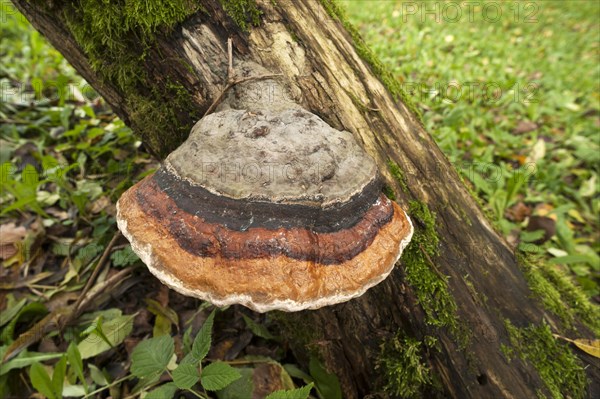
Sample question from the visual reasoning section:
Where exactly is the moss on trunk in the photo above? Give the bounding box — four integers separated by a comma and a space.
502, 321, 588, 399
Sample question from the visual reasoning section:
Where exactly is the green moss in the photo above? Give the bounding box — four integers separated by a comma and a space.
318, 0, 423, 123
382, 185, 396, 201
345, 90, 372, 114
65, 0, 198, 90
270, 311, 324, 352
518, 253, 600, 335
285, 25, 300, 43
127, 83, 197, 157
377, 334, 436, 398
403, 201, 467, 346
387, 160, 409, 194
218, 0, 262, 31
502, 321, 588, 399
62, 0, 201, 157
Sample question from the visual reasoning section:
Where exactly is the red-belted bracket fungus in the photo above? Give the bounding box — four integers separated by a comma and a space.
117, 106, 413, 312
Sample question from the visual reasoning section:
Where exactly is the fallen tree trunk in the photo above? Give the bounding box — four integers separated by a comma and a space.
11, 0, 599, 397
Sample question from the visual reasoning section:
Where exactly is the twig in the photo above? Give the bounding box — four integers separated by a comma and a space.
202, 74, 282, 117
202, 37, 282, 117
227, 37, 234, 82
73, 231, 121, 313
418, 243, 447, 280
75, 266, 135, 313
83, 375, 133, 398
1, 263, 134, 364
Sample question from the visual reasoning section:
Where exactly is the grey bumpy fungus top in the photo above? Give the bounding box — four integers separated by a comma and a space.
164, 108, 379, 208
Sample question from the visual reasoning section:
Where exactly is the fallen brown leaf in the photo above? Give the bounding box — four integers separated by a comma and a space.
506, 202, 531, 223
87, 196, 111, 214
526, 216, 556, 245
513, 120, 538, 135
0, 223, 27, 260
253, 363, 287, 398
554, 334, 600, 358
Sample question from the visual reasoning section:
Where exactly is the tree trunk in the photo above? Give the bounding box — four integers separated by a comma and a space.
11, 0, 599, 397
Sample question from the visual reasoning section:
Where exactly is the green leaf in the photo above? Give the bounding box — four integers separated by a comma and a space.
145, 298, 179, 337
67, 343, 87, 393
111, 246, 139, 267
0, 298, 26, 328
242, 314, 275, 340
309, 357, 342, 399
215, 368, 253, 399
201, 362, 241, 391
52, 356, 67, 399
77, 314, 134, 359
145, 382, 178, 399
30, 362, 56, 399
88, 364, 108, 386
520, 229, 545, 243
266, 382, 314, 399
549, 255, 596, 266
283, 364, 313, 383
0, 301, 47, 343
172, 363, 200, 389
0, 350, 63, 376
179, 353, 197, 365
191, 310, 215, 363
182, 326, 194, 354
130, 335, 174, 379
61, 384, 86, 397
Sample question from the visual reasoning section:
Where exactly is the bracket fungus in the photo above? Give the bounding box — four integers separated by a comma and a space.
117, 108, 413, 312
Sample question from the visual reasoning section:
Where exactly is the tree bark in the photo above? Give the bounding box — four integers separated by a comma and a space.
11, 0, 599, 398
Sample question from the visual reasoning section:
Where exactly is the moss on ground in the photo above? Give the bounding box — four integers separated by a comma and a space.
377, 334, 435, 398
318, 0, 423, 123
218, 0, 262, 31
502, 321, 588, 399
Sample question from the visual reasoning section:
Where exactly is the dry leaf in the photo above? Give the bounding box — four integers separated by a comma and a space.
506, 202, 531, 223
534, 203, 555, 218
573, 339, 600, 358
513, 120, 538, 135
0, 223, 27, 260
526, 139, 546, 163
46, 207, 69, 221
253, 362, 288, 397
88, 196, 111, 214
554, 334, 600, 358
526, 216, 556, 245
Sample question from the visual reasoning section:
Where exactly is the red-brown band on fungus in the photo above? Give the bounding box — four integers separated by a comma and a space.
117, 109, 413, 312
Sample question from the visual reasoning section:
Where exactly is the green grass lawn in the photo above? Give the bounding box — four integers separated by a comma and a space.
344, 0, 600, 295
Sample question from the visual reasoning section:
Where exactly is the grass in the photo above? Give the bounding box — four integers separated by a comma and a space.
343, 0, 600, 297
1, 1, 599, 398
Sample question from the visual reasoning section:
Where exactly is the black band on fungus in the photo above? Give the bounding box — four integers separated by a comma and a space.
152, 167, 383, 233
